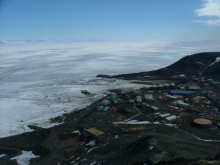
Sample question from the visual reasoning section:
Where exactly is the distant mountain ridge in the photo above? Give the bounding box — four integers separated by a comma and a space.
98, 52, 220, 79
0, 39, 106, 44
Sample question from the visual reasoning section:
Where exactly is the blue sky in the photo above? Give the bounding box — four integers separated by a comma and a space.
0, 0, 220, 41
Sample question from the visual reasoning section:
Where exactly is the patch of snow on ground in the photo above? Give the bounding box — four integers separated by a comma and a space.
115, 135, 119, 139
73, 130, 81, 135
10, 151, 40, 165
0, 154, 6, 158
196, 62, 204, 65
201, 57, 220, 74
149, 146, 154, 150
87, 146, 99, 154
81, 158, 87, 161
86, 140, 96, 146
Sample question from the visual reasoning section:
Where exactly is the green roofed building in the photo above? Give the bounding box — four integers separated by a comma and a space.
113, 98, 123, 104
201, 91, 214, 97
111, 93, 117, 99
212, 81, 220, 86
97, 105, 104, 111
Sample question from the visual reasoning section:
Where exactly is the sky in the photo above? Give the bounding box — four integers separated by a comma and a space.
0, 0, 220, 41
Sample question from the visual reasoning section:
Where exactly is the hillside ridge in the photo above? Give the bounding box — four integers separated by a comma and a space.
97, 52, 220, 80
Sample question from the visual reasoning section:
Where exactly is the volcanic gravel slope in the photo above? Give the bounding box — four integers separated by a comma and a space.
0, 97, 219, 165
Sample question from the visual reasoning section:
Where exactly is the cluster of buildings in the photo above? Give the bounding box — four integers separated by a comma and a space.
95, 78, 220, 131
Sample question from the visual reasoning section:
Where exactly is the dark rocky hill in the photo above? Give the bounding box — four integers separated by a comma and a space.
202, 59, 220, 76
98, 52, 220, 79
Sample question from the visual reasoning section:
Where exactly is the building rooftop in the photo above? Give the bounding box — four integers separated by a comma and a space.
194, 119, 212, 125
170, 90, 196, 95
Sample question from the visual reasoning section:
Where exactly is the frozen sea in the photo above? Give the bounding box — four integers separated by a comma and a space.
0, 41, 219, 137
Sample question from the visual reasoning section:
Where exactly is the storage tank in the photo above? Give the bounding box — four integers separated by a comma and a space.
193, 118, 212, 128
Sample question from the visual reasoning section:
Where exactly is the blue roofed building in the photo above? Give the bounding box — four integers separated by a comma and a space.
170, 90, 196, 95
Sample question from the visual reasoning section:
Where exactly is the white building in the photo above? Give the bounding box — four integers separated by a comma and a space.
159, 113, 171, 118
165, 115, 177, 121
171, 100, 190, 108
151, 106, 159, 111
136, 96, 142, 103
145, 94, 154, 101
188, 86, 201, 90
165, 94, 176, 99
